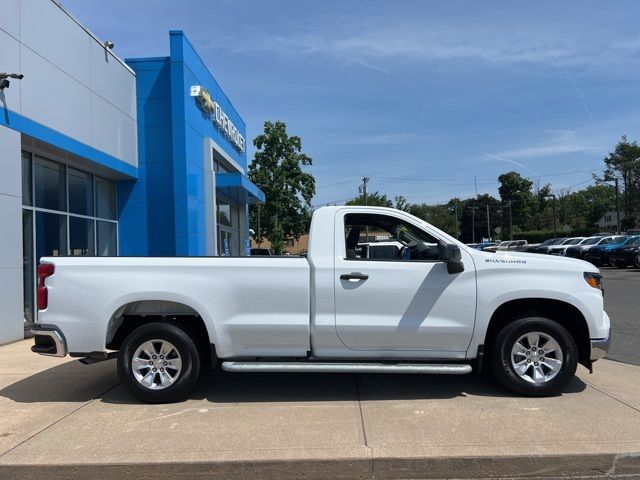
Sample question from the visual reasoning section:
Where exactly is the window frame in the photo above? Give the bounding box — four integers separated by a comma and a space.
341, 211, 445, 263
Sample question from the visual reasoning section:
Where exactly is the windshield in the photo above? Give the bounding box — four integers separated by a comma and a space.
582, 237, 601, 245
611, 236, 628, 245
597, 237, 612, 245
569, 238, 585, 245
551, 238, 567, 245
539, 239, 555, 246
561, 238, 576, 245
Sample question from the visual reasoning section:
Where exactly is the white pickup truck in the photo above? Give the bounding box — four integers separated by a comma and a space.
32, 206, 610, 403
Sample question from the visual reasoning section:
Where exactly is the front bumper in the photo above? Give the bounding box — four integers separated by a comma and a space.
590, 336, 610, 361
31, 324, 67, 357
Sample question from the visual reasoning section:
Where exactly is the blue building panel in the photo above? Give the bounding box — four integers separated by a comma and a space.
125, 30, 264, 257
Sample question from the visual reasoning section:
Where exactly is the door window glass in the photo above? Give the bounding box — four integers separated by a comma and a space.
344, 213, 440, 262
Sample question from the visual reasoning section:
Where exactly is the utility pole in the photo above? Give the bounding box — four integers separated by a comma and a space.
615, 177, 621, 235
544, 194, 557, 238
550, 194, 557, 238
507, 200, 513, 241
454, 199, 459, 238
486, 204, 491, 241
605, 175, 622, 235
359, 177, 370, 241
470, 206, 478, 244
359, 177, 369, 206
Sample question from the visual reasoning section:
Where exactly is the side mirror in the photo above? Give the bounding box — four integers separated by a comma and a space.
438, 243, 465, 274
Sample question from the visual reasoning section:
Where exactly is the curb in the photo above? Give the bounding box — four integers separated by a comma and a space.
2, 452, 640, 480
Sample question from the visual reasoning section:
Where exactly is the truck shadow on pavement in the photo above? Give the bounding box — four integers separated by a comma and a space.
0, 359, 587, 404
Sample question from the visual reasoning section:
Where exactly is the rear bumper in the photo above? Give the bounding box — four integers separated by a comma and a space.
31, 325, 67, 357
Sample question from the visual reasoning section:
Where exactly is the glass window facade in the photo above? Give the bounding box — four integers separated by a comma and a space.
21, 151, 118, 324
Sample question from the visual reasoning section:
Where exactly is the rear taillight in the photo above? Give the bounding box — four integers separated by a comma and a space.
37, 264, 55, 310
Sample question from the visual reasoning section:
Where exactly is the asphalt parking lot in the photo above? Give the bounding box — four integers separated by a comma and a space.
600, 266, 640, 366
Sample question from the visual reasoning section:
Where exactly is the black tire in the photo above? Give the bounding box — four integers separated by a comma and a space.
634, 254, 640, 269
117, 322, 201, 403
491, 317, 578, 396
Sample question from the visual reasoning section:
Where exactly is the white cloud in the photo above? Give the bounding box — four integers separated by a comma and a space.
493, 130, 604, 160
481, 152, 538, 175
209, 22, 640, 76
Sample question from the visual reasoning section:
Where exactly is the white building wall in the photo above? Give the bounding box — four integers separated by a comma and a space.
0, 127, 24, 344
0, 0, 137, 167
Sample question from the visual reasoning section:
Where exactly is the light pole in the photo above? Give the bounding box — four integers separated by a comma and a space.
604, 175, 621, 235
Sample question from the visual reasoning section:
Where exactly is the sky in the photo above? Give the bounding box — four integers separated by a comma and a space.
62, 0, 640, 207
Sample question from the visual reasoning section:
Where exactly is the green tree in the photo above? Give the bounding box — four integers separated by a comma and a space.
498, 171, 534, 230
409, 201, 459, 237
458, 194, 502, 243
394, 195, 410, 212
248, 121, 315, 254
597, 135, 640, 227
570, 185, 616, 227
346, 190, 393, 207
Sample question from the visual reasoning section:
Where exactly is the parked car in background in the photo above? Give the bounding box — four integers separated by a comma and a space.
585, 235, 637, 266
608, 237, 640, 268
547, 237, 586, 256
475, 242, 499, 251
527, 238, 567, 254
565, 236, 616, 260
483, 240, 528, 253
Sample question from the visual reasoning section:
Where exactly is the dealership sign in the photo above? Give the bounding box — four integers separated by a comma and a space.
190, 85, 245, 153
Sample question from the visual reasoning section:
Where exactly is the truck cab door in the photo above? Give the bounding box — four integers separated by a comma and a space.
333, 209, 477, 356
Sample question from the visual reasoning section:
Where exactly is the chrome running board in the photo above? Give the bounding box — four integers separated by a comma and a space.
221, 362, 472, 374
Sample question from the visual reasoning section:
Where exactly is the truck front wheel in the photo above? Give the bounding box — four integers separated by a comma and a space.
117, 322, 201, 403
491, 317, 578, 396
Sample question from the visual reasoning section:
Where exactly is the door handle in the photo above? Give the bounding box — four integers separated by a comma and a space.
340, 273, 369, 281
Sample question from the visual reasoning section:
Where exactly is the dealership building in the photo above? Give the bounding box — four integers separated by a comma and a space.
0, 0, 264, 344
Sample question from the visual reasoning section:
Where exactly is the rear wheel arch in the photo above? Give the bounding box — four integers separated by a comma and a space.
484, 298, 591, 370
106, 300, 215, 367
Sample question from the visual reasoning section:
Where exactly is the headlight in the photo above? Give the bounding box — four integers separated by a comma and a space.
584, 272, 603, 291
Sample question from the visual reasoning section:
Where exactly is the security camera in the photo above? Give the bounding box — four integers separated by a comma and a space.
0, 72, 24, 80
104, 41, 115, 49
0, 73, 24, 90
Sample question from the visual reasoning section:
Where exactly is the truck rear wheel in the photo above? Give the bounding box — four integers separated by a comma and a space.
491, 317, 577, 396
117, 322, 200, 403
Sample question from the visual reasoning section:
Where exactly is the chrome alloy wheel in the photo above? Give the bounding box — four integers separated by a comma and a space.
132, 339, 182, 390
510, 332, 564, 384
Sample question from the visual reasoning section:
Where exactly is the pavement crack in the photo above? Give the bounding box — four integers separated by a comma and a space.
0, 381, 121, 460
584, 382, 640, 415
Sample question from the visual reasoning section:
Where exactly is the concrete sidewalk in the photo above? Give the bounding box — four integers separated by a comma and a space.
1, 340, 640, 479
